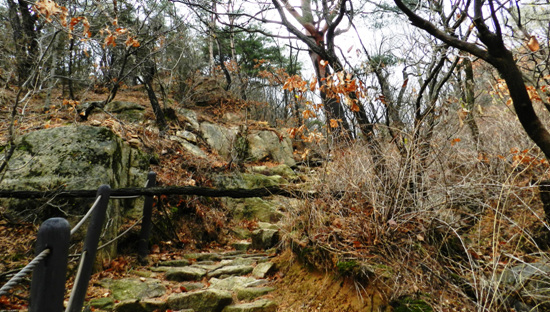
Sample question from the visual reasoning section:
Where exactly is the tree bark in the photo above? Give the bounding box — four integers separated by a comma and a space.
142, 61, 168, 131
7, 0, 39, 86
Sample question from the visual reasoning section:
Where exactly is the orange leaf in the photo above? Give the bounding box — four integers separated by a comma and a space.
302, 109, 316, 119
329, 119, 340, 128
310, 77, 317, 91
528, 36, 540, 52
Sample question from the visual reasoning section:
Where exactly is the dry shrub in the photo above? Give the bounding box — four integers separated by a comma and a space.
280, 102, 550, 311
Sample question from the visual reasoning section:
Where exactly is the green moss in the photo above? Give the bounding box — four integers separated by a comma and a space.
17, 138, 33, 153
336, 260, 359, 276
393, 297, 432, 312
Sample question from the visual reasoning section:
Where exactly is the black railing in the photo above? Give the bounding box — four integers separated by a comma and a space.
0, 171, 158, 312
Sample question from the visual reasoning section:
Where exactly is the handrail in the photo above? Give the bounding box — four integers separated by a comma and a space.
70, 195, 102, 235
1, 171, 160, 312
0, 248, 50, 296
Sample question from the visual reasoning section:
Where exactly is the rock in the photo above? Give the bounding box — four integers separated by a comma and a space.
169, 130, 207, 158
198, 122, 295, 166
214, 173, 287, 189
209, 276, 259, 290
228, 198, 283, 223
257, 222, 279, 230
104, 101, 145, 122
251, 229, 279, 250
100, 278, 166, 301
0, 126, 149, 258
236, 287, 276, 301
232, 241, 252, 251
112, 299, 165, 312
181, 282, 206, 291
113, 299, 146, 312
230, 257, 257, 266
501, 262, 550, 304
178, 108, 200, 130
88, 297, 115, 310
187, 77, 229, 107
165, 267, 207, 281
158, 259, 191, 267
249, 164, 297, 180
232, 228, 252, 239
222, 299, 278, 312
207, 265, 254, 278
200, 122, 238, 159
248, 130, 295, 167
252, 262, 275, 278
165, 289, 233, 312
176, 130, 198, 143
184, 252, 223, 262
270, 164, 298, 179
179, 140, 208, 158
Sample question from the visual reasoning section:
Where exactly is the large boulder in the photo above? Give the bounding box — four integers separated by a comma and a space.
104, 101, 146, 122
199, 122, 295, 167
0, 125, 150, 257
248, 130, 295, 167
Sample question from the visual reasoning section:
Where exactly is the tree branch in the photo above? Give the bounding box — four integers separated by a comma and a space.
393, 0, 490, 61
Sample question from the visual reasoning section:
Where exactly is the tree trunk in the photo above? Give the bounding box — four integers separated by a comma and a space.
7, 0, 38, 87
462, 57, 481, 146
142, 62, 167, 131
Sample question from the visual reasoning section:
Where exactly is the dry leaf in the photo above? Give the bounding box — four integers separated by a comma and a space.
528, 36, 540, 52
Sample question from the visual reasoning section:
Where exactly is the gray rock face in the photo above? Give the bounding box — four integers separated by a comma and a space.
1, 126, 148, 193
207, 265, 254, 278
501, 262, 550, 305
166, 289, 233, 312
252, 262, 275, 279
228, 198, 283, 223
199, 122, 295, 167
252, 229, 279, 250
99, 278, 166, 301
104, 101, 145, 122
178, 108, 200, 131
165, 267, 207, 281
200, 122, 239, 159
237, 287, 276, 301
0, 125, 149, 258
209, 276, 259, 290
248, 131, 295, 167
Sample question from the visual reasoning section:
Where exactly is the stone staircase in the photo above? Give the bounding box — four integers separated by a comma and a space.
87, 249, 278, 312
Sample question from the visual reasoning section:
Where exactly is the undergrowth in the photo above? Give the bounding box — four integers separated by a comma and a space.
280, 104, 550, 311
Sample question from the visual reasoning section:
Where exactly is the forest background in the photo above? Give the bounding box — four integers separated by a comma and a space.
2, 0, 550, 311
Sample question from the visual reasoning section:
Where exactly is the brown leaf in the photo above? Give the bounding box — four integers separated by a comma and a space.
528, 36, 540, 52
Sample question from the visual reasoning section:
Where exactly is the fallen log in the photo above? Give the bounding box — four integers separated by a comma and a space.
0, 185, 340, 199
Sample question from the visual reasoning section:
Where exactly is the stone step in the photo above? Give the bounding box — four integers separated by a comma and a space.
90, 250, 278, 312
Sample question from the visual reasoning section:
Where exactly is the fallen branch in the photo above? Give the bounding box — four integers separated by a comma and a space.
0, 185, 340, 199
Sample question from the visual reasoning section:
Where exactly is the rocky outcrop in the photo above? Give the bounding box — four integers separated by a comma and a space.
0, 125, 150, 257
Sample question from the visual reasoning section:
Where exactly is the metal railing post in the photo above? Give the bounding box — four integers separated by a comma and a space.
66, 184, 111, 312
138, 171, 156, 264
29, 217, 70, 312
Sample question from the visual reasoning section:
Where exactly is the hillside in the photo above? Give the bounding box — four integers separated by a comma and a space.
0, 84, 550, 312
